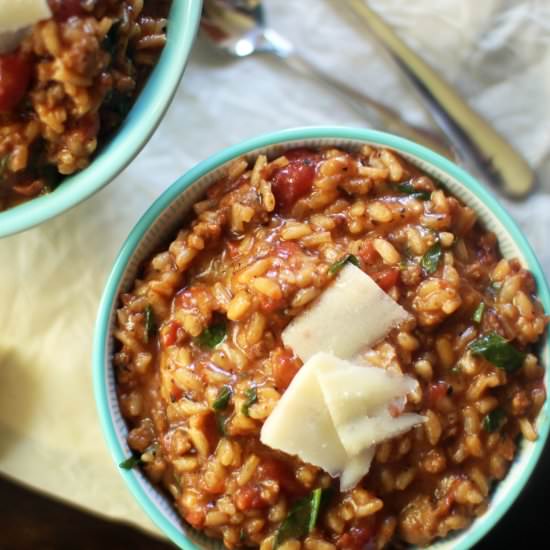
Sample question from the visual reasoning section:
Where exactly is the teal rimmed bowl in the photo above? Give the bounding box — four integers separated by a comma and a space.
93, 127, 550, 550
0, 0, 202, 238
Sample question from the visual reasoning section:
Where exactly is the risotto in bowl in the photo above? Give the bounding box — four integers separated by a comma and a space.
0, 0, 202, 237
94, 127, 550, 550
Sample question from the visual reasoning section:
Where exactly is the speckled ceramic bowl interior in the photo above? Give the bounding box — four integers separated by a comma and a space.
93, 127, 550, 550
0, 0, 202, 238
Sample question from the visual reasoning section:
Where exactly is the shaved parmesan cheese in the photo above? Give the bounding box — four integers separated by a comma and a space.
337, 411, 426, 456
340, 447, 375, 492
260, 354, 349, 477
318, 360, 424, 456
318, 363, 418, 424
0, 0, 52, 33
282, 263, 411, 362
260, 353, 377, 486
261, 352, 424, 491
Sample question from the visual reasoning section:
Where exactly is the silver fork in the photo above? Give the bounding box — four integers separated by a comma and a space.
200, 0, 454, 158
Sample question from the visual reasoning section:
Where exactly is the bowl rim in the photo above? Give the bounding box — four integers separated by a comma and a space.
93, 126, 550, 550
0, 0, 203, 238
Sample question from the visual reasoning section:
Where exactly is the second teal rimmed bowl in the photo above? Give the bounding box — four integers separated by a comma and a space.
93, 126, 550, 550
0, 0, 202, 238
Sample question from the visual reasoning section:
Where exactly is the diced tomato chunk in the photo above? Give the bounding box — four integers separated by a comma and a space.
161, 320, 180, 347
169, 385, 183, 402
184, 509, 205, 528
359, 240, 378, 265
258, 458, 304, 494
427, 381, 449, 407
48, 0, 86, 20
272, 348, 302, 390
371, 267, 400, 291
336, 526, 374, 549
0, 53, 32, 112
234, 485, 268, 511
271, 158, 316, 210
435, 478, 461, 517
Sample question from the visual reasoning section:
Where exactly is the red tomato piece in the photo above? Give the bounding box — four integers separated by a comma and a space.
336, 526, 374, 549
161, 320, 180, 347
435, 478, 461, 517
271, 159, 316, 210
184, 509, 205, 528
169, 385, 183, 402
258, 458, 304, 495
48, 0, 86, 20
358, 240, 378, 265
427, 381, 449, 407
272, 349, 301, 390
234, 485, 267, 511
371, 267, 400, 291
0, 53, 32, 112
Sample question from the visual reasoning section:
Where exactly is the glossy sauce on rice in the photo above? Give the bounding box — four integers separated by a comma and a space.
114, 146, 547, 549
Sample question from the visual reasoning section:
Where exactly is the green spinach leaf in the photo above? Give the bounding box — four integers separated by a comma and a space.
241, 386, 258, 417
469, 332, 525, 372
328, 254, 360, 276
472, 302, 485, 324
483, 408, 506, 432
195, 322, 227, 349
119, 441, 158, 469
143, 305, 156, 343
396, 182, 431, 201
212, 385, 232, 411
215, 412, 227, 436
119, 454, 141, 470
420, 242, 442, 274
274, 488, 330, 547
102, 20, 121, 55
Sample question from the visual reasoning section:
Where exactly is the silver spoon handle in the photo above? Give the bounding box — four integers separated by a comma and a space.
261, 29, 454, 158
346, 0, 535, 198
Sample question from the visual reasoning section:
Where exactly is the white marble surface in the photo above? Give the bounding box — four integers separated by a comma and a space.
1, 0, 549, 536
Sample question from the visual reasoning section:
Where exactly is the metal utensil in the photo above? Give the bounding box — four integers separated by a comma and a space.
200, 0, 453, 158
345, 0, 535, 198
